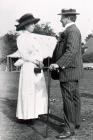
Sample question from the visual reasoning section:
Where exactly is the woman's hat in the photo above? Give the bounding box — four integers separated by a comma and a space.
58, 9, 80, 15
15, 13, 40, 31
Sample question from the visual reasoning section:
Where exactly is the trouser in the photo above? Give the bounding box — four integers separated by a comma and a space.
60, 80, 81, 132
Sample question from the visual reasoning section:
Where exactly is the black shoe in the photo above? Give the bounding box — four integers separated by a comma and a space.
26, 119, 35, 125
16, 119, 35, 125
56, 130, 75, 139
75, 125, 80, 129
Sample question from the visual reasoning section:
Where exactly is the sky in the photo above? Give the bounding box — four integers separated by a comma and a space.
0, 0, 93, 42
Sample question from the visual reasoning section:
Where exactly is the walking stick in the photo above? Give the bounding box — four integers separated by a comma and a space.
36, 59, 51, 138
45, 57, 51, 138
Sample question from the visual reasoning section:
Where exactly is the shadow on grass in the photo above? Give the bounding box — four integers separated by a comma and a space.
81, 92, 93, 99
1, 98, 65, 138
1, 98, 17, 122
39, 114, 65, 133
1, 91, 93, 139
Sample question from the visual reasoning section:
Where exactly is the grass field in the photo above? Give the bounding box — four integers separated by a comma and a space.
0, 70, 93, 140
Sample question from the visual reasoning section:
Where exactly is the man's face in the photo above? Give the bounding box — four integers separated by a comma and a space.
60, 15, 67, 27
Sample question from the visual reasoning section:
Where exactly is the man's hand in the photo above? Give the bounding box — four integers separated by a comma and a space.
49, 63, 59, 70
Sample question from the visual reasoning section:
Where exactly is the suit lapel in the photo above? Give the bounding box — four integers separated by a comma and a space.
52, 31, 66, 62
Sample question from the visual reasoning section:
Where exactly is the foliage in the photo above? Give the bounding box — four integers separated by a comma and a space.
4, 31, 18, 43
0, 31, 18, 67
2, 31, 18, 56
85, 33, 93, 42
83, 52, 93, 62
81, 42, 88, 55
34, 22, 56, 36
82, 36, 93, 62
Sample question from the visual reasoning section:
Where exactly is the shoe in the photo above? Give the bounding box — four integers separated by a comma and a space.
75, 125, 80, 129
16, 119, 35, 125
56, 130, 75, 139
26, 119, 35, 125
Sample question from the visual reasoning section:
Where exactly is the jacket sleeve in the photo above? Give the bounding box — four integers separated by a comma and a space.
56, 30, 80, 68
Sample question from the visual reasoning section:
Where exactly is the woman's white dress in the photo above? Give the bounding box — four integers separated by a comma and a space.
16, 31, 48, 119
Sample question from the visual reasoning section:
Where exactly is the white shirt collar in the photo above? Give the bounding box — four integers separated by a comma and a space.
64, 22, 75, 30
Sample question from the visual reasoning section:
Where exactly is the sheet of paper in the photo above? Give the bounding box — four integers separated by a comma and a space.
7, 34, 57, 59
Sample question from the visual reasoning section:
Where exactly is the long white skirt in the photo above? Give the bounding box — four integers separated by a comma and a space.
16, 62, 48, 119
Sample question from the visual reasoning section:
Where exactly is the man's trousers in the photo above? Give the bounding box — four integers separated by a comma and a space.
60, 80, 81, 132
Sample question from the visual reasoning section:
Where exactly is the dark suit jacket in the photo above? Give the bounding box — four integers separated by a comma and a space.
52, 24, 83, 82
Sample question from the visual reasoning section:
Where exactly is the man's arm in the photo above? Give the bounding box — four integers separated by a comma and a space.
56, 30, 80, 68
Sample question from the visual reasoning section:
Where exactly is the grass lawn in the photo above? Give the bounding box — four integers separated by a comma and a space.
0, 70, 93, 140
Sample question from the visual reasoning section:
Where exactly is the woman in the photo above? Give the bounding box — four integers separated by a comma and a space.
15, 13, 48, 123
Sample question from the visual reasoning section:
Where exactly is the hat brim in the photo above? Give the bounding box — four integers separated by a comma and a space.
15, 18, 40, 31
58, 12, 80, 15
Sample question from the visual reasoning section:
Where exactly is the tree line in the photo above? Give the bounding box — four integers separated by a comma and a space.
0, 22, 93, 65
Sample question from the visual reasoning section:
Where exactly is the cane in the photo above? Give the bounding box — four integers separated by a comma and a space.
45, 58, 51, 138
35, 60, 51, 138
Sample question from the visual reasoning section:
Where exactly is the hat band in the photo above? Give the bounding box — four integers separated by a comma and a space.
58, 12, 80, 15
18, 18, 40, 28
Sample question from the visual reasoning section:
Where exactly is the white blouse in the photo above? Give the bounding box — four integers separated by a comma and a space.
17, 31, 43, 64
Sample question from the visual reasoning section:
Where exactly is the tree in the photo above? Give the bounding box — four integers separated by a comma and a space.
81, 42, 88, 55
0, 31, 18, 67
2, 31, 18, 56
83, 52, 93, 62
34, 22, 56, 36
85, 33, 93, 42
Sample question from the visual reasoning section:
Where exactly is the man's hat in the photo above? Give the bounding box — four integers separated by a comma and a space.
15, 13, 40, 31
58, 9, 80, 15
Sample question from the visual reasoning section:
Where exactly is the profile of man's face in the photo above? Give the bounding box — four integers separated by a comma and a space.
60, 15, 67, 27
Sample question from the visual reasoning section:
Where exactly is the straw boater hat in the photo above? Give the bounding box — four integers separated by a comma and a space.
15, 13, 40, 31
58, 9, 80, 15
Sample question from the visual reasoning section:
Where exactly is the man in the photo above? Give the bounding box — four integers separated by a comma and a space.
50, 9, 83, 139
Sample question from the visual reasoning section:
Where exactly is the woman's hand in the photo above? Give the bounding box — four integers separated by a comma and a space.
36, 60, 44, 69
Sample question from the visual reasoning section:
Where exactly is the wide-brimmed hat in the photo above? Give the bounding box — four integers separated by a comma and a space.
58, 9, 80, 15
15, 13, 40, 31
